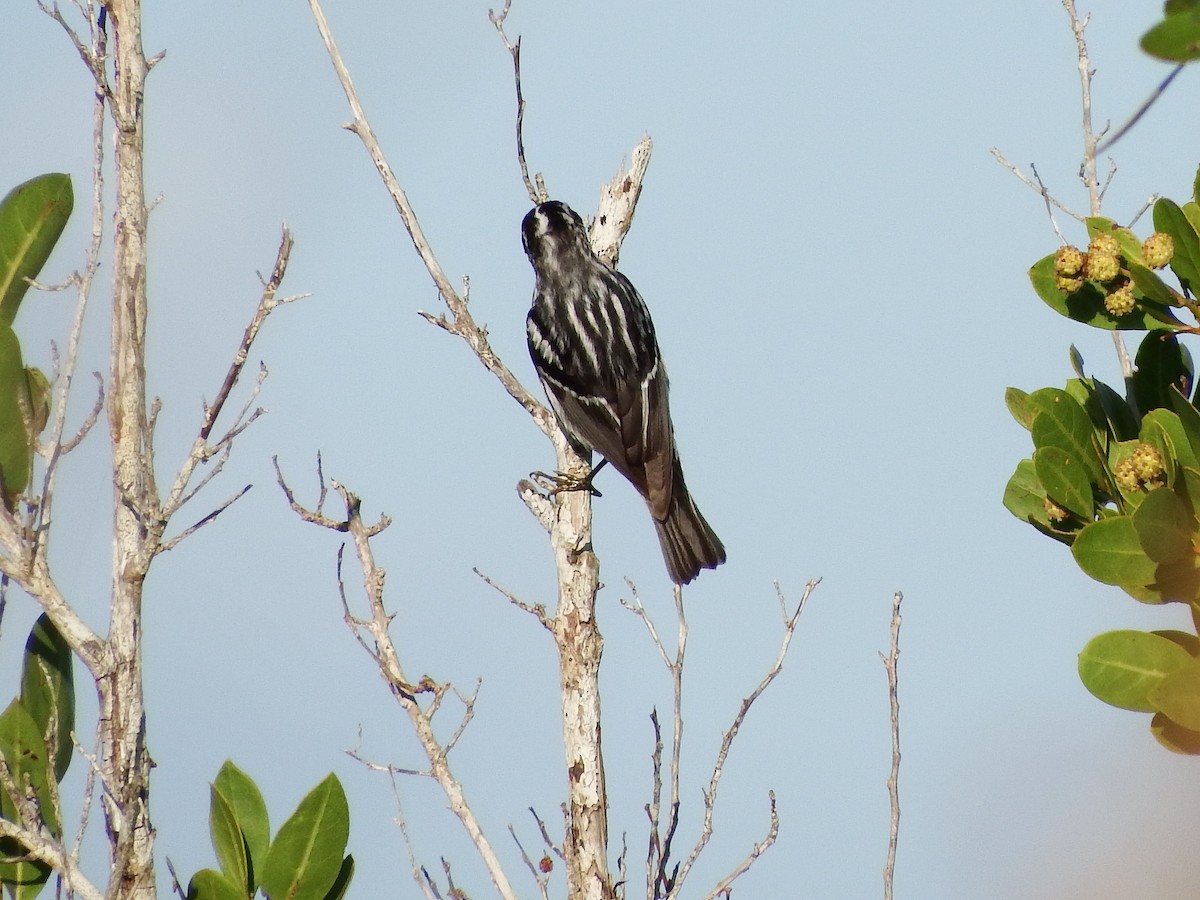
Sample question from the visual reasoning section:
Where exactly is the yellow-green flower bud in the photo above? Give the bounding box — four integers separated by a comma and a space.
1114, 458, 1140, 494
1054, 245, 1086, 276
1104, 280, 1136, 316
1131, 443, 1166, 483
1043, 496, 1069, 523
1086, 252, 1121, 283
1142, 232, 1175, 269
1089, 234, 1120, 258
1056, 273, 1085, 294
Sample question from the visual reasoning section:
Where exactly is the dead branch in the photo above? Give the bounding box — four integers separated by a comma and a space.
489, 1, 542, 203
881, 591, 903, 900
672, 580, 817, 895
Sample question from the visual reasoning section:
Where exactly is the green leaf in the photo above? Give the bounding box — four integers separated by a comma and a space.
22, 369, 49, 440
0, 326, 32, 501
213, 761, 269, 893
1033, 446, 1092, 518
1028, 254, 1178, 330
1005, 387, 1035, 431
1131, 486, 1196, 563
322, 855, 354, 900
1143, 407, 1197, 478
1128, 260, 1181, 306
0, 699, 56, 895
1167, 386, 1200, 463
0, 175, 72, 328
1151, 710, 1200, 754
1030, 390, 1107, 486
186, 868, 247, 900
1156, 628, 1200, 655
1086, 216, 1144, 261
209, 786, 248, 896
1072, 516, 1162, 602
260, 774, 350, 900
1142, 9, 1200, 62
1003, 459, 1076, 544
19, 614, 74, 782
1078, 629, 1195, 711
1135, 332, 1192, 417
1154, 197, 1200, 294
1089, 378, 1140, 442
1149, 661, 1200, 729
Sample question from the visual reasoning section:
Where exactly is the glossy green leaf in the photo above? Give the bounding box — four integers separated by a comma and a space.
1142, 9, 1200, 62
210, 786, 248, 895
322, 855, 354, 900
1005, 387, 1035, 431
1167, 386, 1200, 463
1086, 216, 1144, 261
0, 326, 32, 501
1134, 331, 1191, 415
1149, 661, 1200, 730
1151, 710, 1200, 754
1128, 260, 1181, 306
1156, 629, 1200, 655
19, 614, 74, 782
1004, 459, 1076, 544
1072, 516, 1162, 602
1028, 254, 1177, 330
1155, 197, 1200, 294
213, 761, 268, 893
0, 699, 56, 895
1152, 550, 1200, 603
1185, 199, 1200, 237
1033, 446, 1092, 518
1074, 377, 1138, 443
1143, 408, 1196, 479
1030, 390, 1107, 486
261, 774, 350, 900
186, 868, 247, 900
22, 368, 49, 440
1078, 629, 1194, 711
1131, 486, 1195, 563
1128, 333, 1185, 415
0, 175, 72, 328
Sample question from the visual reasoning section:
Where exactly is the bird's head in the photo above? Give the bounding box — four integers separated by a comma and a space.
522, 201, 591, 272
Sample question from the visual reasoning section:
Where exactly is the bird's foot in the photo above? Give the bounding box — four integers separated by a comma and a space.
530, 468, 604, 498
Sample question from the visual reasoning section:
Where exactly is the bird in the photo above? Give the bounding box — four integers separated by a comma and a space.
522, 199, 726, 584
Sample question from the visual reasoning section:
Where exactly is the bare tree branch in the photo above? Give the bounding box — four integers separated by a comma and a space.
881, 591, 903, 900
1062, 0, 1132, 378
489, 1, 542, 203
703, 791, 779, 900
672, 580, 817, 896
1096, 67, 1183, 155
316, 477, 519, 900
308, 0, 545, 427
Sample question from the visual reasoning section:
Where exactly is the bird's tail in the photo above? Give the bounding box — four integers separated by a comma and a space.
653, 467, 726, 585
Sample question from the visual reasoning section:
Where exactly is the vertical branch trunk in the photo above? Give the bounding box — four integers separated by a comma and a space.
550, 435, 612, 900
103, 2, 157, 896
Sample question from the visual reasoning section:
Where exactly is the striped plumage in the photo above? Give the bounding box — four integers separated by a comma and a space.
522, 200, 725, 584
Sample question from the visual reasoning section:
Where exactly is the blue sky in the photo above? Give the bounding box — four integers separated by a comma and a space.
5, 1, 1200, 897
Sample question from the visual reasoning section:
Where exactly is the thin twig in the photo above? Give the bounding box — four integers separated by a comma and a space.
703, 792, 779, 900
308, 0, 546, 429
1095, 64, 1184, 155
475, 567, 552, 630
988, 149, 1080, 239
881, 592, 903, 900
200, 228, 302, 441
672, 579, 817, 894
489, 2, 542, 202
1062, 0, 1132, 377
